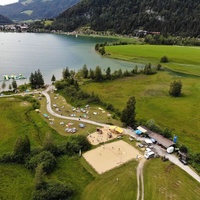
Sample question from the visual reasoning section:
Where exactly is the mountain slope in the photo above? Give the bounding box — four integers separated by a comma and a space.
54, 0, 200, 37
0, 14, 13, 25
0, 0, 80, 21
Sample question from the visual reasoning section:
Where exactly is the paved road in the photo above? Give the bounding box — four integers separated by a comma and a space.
42, 90, 110, 128
126, 129, 200, 184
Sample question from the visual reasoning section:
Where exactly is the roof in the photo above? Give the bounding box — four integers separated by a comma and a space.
137, 125, 147, 133
149, 132, 175, 148
115, 127, 123, 134
109, 126, 117, 130
109, 126, 123, 134
137, 125, 152, 134
135, 130, 142, 135
145, 138, 153, 144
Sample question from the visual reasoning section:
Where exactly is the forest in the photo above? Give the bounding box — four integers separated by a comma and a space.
52, 0, 200, 37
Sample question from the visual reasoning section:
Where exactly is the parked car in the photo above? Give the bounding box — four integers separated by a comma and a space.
129, 137, 133, 141
179, 158, 187, 165
167, 146, 174, 154
138, 143, 144, 148
145, 147, 151, 152
144, 151, 155, 159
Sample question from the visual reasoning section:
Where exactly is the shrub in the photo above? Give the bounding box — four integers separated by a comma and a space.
169, 80, 182, 97
26, 151, 56, 173
32, 182, 74, 200
0, 152, 17, 163
160, 56, 169, 63
13, 135, 31, 162
43, 134, 58, 156
179, 145, 188, 154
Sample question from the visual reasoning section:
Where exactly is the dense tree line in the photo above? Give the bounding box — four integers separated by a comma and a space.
145, 34, 200, 46
78, 63, 159, 82
52, 0, 200, 37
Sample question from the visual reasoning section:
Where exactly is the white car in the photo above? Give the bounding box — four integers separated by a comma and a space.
144, 151, 155, 159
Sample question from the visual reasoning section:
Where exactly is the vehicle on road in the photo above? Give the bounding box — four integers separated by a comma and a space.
179, 158, 188, 165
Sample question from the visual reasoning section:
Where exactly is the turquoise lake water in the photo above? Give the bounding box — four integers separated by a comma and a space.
0, 32, 140, 84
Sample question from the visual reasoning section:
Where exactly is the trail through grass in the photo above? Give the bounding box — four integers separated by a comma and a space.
144, 159, 200, 200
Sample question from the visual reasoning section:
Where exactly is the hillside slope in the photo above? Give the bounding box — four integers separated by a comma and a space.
54, 0, 200, 37
0, 14, 13, 25
0, 0, 80, 21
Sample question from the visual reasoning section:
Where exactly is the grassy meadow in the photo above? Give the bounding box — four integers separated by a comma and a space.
81, 160, 138, 200
81, 71, 200, 152
105, 45, 200, 76
144, 159, 200, 200
0, 96, 138, 199
0, 91, 200, 199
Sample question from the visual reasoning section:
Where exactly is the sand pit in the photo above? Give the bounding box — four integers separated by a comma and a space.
87, 127, 118, 145
83, 140, 143, 174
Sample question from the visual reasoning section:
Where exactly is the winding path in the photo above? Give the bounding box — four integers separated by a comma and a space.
42, 89, 110, 128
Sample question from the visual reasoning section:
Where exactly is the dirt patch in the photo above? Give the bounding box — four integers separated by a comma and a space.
83, 140, 143, 174
7, 98, 15, 101
87, 127, 118, 145
20, 101, 31, 107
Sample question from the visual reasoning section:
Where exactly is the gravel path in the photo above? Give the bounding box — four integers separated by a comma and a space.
136, 158, 146, 200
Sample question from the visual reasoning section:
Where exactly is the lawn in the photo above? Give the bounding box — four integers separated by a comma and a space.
81, 72, 200, 152
144, 159, 200, 200
105, 45, 200, 76
0, 164, 34, 200
81, 160, 138, 200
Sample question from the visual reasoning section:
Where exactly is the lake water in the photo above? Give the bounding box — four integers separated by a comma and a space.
0, 32, 139, 85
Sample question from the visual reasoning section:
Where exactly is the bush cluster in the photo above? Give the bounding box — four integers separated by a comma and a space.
0, 134, 91, 199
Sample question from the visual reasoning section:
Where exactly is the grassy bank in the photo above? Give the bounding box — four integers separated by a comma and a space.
144, 159, 200, 200
105, 45, 200, 76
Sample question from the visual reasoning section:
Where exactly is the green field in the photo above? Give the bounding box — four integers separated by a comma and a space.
105, 45, 200, 76
81, 161, 138, 200
81, 72, 200, 152
0, 164, 34, 200
144, 159, 200, 200
0, 91, 200, 199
